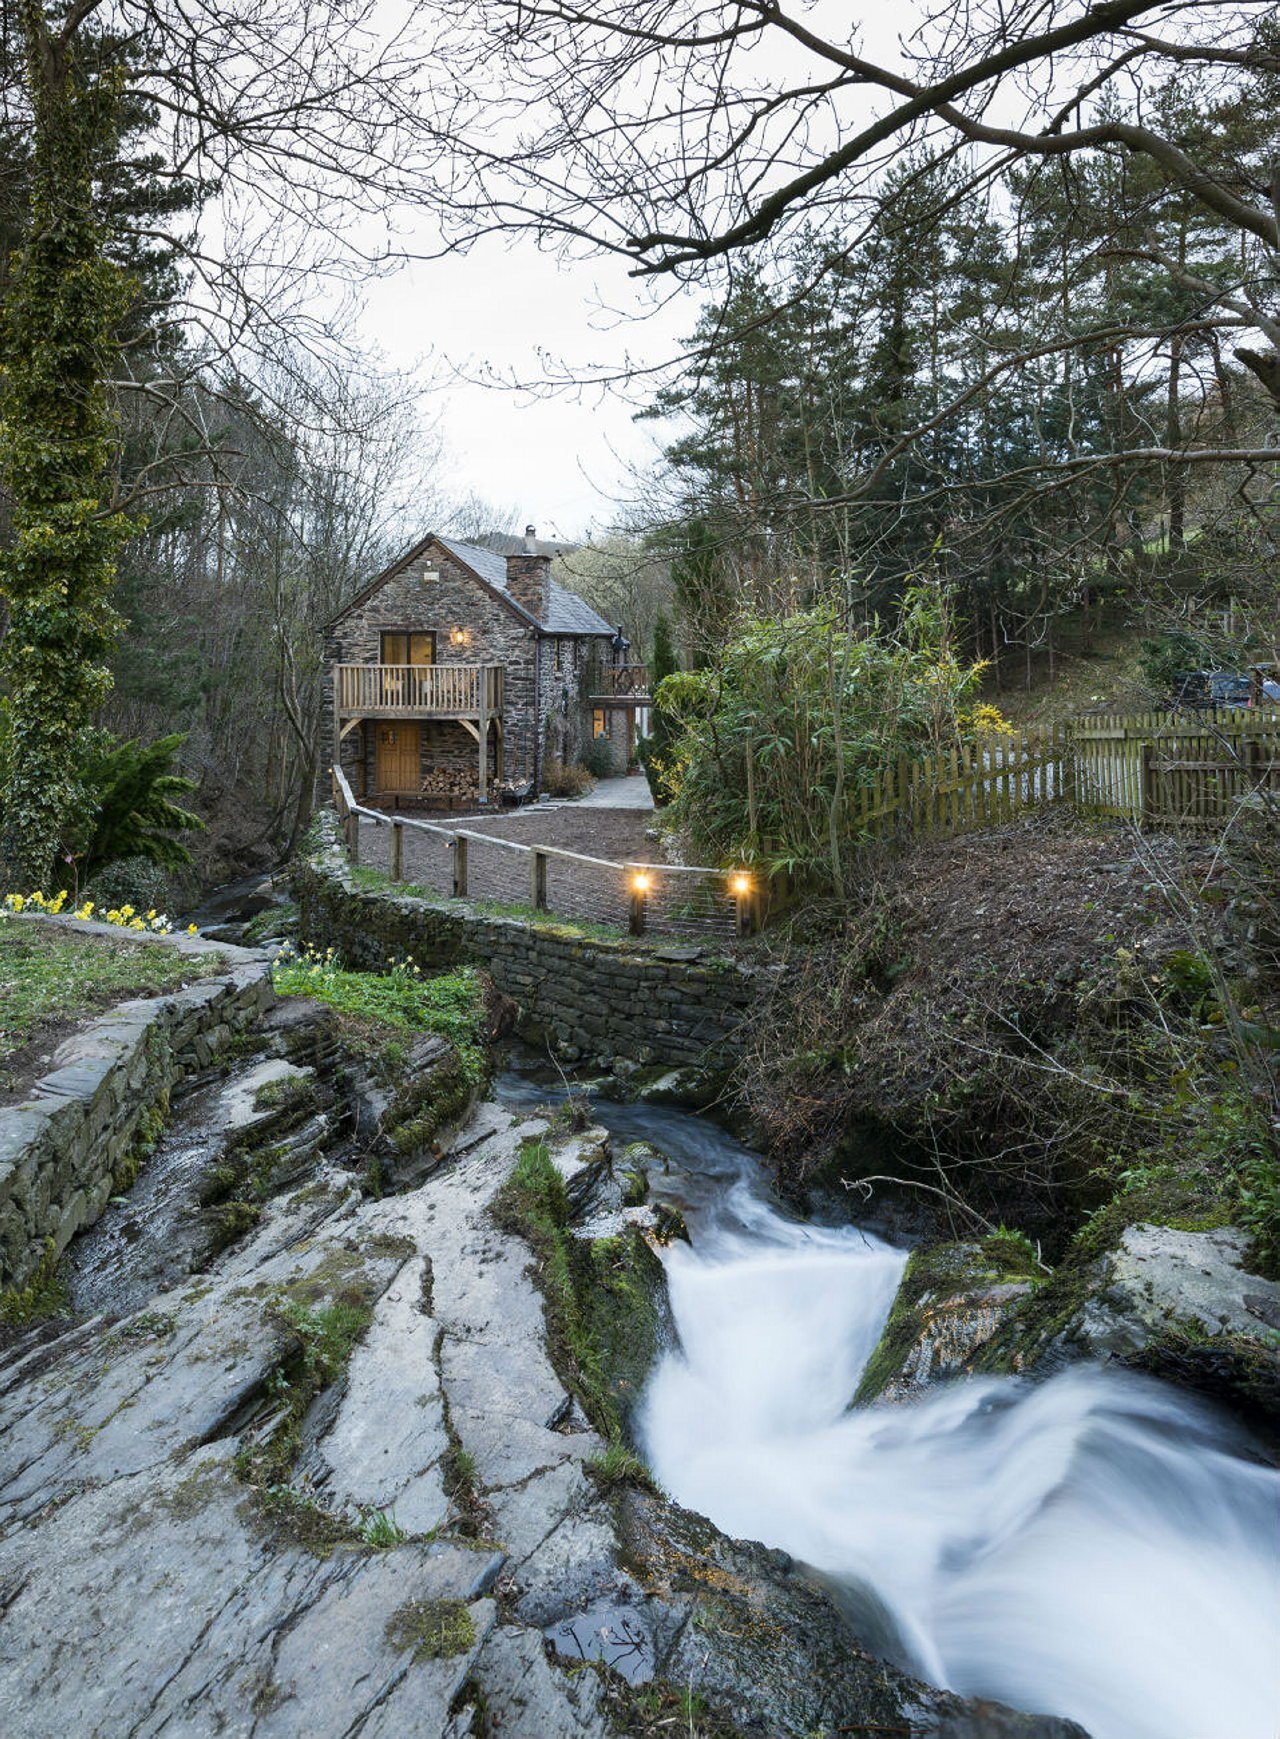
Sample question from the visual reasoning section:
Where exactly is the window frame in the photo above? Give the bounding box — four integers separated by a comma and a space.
380, 630, 436, 666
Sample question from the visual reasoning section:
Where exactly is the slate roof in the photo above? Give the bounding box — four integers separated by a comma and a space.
436, 537, 614, 637
326, 533, 614, 638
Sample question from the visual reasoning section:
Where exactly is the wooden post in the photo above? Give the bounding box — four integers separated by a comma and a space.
1140, 744, 1155, 826
477, 678, 489, 804
530, 848, 548, 911
452, 834, 468, 898
1060, 720, 1076, 811
390, 821, 404, 882
346, 810, 360, 864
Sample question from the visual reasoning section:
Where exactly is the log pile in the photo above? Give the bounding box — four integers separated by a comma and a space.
419, 767, 479, 800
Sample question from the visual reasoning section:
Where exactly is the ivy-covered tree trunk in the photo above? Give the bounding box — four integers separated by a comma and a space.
0, 0, 133, 888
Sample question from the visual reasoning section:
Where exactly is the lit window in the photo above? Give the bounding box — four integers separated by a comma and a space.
592, 708, 607, 738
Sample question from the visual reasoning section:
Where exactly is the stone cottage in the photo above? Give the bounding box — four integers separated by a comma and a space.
324, 528, 650, 806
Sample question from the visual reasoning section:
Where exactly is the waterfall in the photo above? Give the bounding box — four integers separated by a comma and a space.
628, 1127, 1280, 1739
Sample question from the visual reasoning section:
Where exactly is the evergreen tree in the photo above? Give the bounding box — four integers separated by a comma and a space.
0, 1, 136, 886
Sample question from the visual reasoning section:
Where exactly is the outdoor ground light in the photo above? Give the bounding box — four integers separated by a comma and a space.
631, 870, 652, 895
730, 872, 752, 898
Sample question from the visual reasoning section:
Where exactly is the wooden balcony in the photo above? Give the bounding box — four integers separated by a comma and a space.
590, 663, 651, 704
336, 663, 505, 719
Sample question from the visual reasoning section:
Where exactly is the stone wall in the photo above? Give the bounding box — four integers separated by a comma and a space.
326, 541, 612, 795
326, 546, 537, 786
294, 814, 773, 1077
0, 923, 275, 1293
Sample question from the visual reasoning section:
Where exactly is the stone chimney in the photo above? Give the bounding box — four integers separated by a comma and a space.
505, 523, 551, 621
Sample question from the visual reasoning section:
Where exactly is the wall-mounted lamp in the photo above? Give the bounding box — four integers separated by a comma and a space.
449, 628, 469, 647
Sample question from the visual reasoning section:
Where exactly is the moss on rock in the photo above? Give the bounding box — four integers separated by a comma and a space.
854, 1236, 1043, 1406
384, 1598, 476, 1662
492, 1139, 670, 1448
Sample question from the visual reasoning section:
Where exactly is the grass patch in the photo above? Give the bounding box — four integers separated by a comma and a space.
358, 1506, 407, 1547
0, 920, 224, 1077
585, 1440, 653, 1490
271, 947, 490, 1088
349, 865, 632, 944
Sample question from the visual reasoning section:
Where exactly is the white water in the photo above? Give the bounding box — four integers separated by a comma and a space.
637, 1174, 1280, 1739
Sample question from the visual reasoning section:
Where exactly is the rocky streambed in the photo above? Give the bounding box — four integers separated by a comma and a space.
0, 1003, 1090, 1739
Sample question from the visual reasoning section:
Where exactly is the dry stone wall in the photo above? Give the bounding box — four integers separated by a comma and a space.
294, 814, 771, 1077
0, 923, 275, 1292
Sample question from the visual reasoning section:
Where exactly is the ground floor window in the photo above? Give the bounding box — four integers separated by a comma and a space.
592, 707, 608, 738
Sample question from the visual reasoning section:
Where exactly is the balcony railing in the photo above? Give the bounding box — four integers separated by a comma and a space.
337, 663, 505, 717
590, 663, 651, 700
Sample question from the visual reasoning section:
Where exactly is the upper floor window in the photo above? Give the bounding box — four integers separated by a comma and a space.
381, 631, 435, 666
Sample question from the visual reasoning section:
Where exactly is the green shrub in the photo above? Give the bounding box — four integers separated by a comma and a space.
82, 855, 176, 915
542, 761, 595, 798
655, 586, 988, 892
580, 737, 616, 780
69, 731, 204, 881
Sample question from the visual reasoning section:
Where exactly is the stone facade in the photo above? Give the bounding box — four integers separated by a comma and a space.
0, 923, 275, 1292
295, 815, 772, 1075
325, 538, 613, 801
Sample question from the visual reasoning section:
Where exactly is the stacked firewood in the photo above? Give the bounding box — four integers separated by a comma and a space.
419, 767, 479, 799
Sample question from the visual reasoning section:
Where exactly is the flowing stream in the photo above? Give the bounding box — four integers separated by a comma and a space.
503, 1078, 1280, 1739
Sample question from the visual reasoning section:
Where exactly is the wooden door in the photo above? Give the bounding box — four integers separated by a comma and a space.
375, 722, 420, 793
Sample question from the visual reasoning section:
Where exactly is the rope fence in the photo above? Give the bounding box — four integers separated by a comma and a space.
333, 710, 1278, 941
331, 767, 757, 940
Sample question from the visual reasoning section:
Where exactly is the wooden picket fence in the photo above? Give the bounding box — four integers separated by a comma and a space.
848, 711, 1279, 842
852, 722, 1071, 841
1073, 710, 1280, 829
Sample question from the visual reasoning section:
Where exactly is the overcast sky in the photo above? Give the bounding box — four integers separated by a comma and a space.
358, 236, 697, 542
345, 2, 920, 542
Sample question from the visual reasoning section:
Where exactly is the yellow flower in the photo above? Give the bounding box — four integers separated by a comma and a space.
187, 924, 198, 935
120, 905, 135, 919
